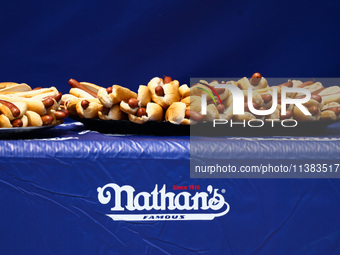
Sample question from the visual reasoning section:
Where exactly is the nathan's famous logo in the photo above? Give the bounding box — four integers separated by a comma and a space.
97, 183, 230, 221
198, 82, 312, 127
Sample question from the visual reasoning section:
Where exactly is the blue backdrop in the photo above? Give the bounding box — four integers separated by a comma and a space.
1, 0, 340, 93
1, 3, 340, 254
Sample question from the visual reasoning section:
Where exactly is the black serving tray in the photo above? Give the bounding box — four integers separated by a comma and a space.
71, 116, 189, 136
71, 116, 340, 137
0, 125, 58, 139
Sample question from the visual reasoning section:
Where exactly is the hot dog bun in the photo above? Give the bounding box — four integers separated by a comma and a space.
179, 84, 190, 99
25, 110, 43, 127
98, 104, 127, 120
0, 83, 31, 92
147, 77, 180, 109
165, 102, 190, 125
137, 85, 151, 107
128, 103, 163, 124
79, 82, 103, 94
0, 114, 12, 128
70, 88, 96, 99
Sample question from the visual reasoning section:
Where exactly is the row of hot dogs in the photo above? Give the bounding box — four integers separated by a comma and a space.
1, 74, 339, 128
61, 77, 191, 124
61, 74, 340, 125
0, 83, 68, 128
189, 74, 340, 123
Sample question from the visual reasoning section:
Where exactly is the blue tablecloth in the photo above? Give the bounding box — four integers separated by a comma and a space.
1, 121, 340, 255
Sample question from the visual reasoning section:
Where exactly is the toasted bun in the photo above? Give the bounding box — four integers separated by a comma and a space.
318, 86, 340, 96
98, 104, 127, 120
137, 85, 151, 107
70, 88, 96, 99
321, 102, 340, 120
128, 114, 146, 124
0, 83, 31, 92
120, 100, 138, 115
189, 95, 202, 113
318, 87, 340, 105
322, 102, 340, 110
146, 102, 163, 121
25, 100, 46, 116
293, 106, 315, 121
0, 114, 12, 128
0, 82, 18, 88
110, 85, 137, 105
64, 99, 78, 116
0, 96, 46, 116
320, 110, 337, 121
79, 82, 103, 94
20, 115, 29, 127
302, 82, 323, 92
66, 98, 100, 117
179, 84, 190, 99
10, 101, 27, 118
26, 111, 43, 126
61, 94, 78, 106
302, 98, 320, 109
76, 100, 101, 119
97, 87, 113, 108
165, 102, 189, 125
1, 87, 58, 98
295, 82, 324, 98
181, 96, 190, 109
0, 101, 27, 120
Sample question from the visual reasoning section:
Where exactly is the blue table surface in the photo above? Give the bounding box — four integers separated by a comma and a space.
0, 119, 340, 160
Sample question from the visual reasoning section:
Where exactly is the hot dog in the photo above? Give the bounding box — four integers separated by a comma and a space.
68, 79, 98, 98
237, 73, 269, 90
0, 83, 66, 128
128, 102, 163, 124
0, 100, 21, 119
147, 77, 181, 109
120, 85, 151, 115
98, 85, 137, 108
